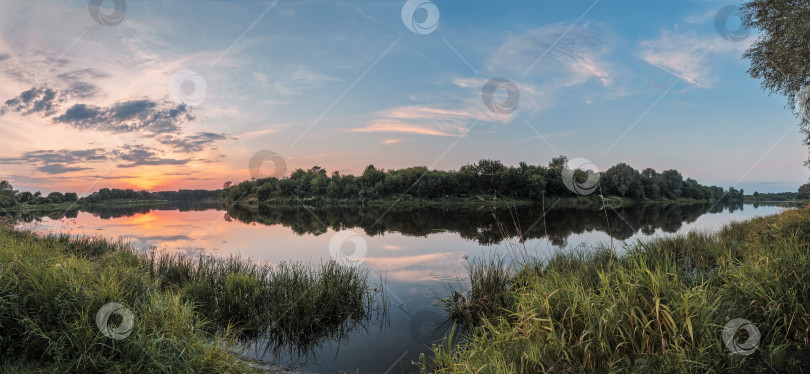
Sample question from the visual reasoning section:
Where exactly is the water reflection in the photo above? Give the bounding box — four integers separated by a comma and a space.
5, 202, 770, 249
224, 202, 746, 246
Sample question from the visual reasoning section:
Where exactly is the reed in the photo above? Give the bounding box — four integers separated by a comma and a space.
425, 205, 810, 372
0, 227, 382, 372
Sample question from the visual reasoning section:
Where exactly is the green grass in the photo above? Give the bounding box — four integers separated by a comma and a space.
423, 205, 810, 373
0, 220, 381, 372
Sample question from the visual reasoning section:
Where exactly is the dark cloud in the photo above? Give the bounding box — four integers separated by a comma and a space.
0, 148, 108, 165
1, 145, 193, 172
156, 132, 227, 152
0, 148, 109, 175
1, 83, 99, 116
114, 145, 190, 168
38, 164, 92, 174
0, 53, 10, 62
54, 100, 192, 134
2, 87, 59, 116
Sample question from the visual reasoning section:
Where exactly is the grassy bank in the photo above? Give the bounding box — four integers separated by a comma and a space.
422, 205, 810, 373
0, 223, 380, 372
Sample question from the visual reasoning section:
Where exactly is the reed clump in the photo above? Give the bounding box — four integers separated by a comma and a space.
427, 205, 810, 373
145, 251, 378, 351
0, 228, 380, 372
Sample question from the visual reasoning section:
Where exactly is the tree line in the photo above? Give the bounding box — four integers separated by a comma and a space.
80, 188, 221, 203
0, 180, 78, 207
0, 180, 220, 208
222, 156, 748, 204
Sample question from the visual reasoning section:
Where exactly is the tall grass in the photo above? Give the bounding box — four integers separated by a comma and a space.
425, 205, 810, 373
0, 227, 382, 372
145, 252, 380, 353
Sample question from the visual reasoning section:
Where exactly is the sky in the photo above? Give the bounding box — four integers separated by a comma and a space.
0, 0, 808, 194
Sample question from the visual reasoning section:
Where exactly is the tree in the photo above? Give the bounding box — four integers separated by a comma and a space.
741, 0, 810, 165
548, 155, 568, 171
661, 170, 683, 198
64, 192, 78, 202
0, 180, 17, 207
47, 192, 64, 203
361, 165, 386, 195
17, 191, 33, 203
602, 163, 640, 197
798, 182, 810, 199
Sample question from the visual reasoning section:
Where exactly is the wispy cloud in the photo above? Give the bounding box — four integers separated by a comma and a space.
639, 29, 751, 87
155, 132, 227, 153
350, 105, 492, 137
487, 23, 617, 86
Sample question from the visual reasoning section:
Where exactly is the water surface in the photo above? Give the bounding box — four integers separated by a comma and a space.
11, 201, 792, 373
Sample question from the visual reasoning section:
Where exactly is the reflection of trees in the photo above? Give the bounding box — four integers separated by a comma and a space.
79, 202, 224, 219
4, 201, 747, 246
225, 202, 734, 246
1, 202, 223, 222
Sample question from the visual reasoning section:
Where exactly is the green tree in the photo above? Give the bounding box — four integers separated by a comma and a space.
741, 0, 810, 165
0, 180, 17, 207
46, 192, 64, 203
602, 163, 640, 197
661, 170, 683, 198
17, 191, 33, 203
798, 182, 810, 199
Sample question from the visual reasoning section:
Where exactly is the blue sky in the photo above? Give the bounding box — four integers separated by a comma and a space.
0, 0, 807, 193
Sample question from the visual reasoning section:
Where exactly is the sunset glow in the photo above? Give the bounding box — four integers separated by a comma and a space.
0, 0, 807, 195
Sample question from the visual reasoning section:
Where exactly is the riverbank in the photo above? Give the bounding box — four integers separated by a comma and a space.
0, 221, 380, 373
235, 194, 727, 210
0, 199, 171, 213
421, 204, 810, 372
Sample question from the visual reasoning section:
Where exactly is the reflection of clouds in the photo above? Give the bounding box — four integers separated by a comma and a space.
175, 246, 210, 257
363, 252, 468, 283
128, 234, 192, 241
